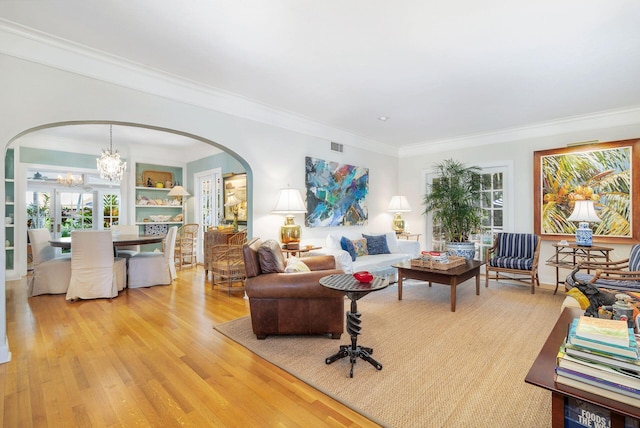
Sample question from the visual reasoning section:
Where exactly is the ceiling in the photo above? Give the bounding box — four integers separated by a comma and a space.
2, 1, 640, 150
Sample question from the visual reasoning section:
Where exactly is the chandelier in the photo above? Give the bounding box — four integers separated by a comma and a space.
57, 172, 83, 187
96, 124, 127, 182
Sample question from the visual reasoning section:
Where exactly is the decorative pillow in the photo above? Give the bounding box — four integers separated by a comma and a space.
362, 234, 390, 255
258, 239, 286, 273
340, 236, 357, 261
352, 238, 368, 257
326, 234, 343, 250
284, 256, 311, 273
385, 231, 399, 253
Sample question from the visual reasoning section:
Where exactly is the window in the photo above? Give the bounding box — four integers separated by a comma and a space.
473, 168, 505, 261
425, 163, 511, 261
102, 193, 120, 228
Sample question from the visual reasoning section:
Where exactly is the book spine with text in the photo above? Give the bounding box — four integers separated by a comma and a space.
557, 352, 640, 387
564, 344, 640, 375
555, 373, 640, 408
556, 367, 640, 400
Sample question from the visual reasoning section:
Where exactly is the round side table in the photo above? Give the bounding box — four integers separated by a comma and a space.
319, 273, 389, 378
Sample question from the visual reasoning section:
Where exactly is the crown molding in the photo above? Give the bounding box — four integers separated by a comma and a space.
0, 19, 399, 158
399, 105, 640, 158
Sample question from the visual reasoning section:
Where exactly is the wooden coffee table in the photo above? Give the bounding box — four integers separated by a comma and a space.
392, 259, 485, 312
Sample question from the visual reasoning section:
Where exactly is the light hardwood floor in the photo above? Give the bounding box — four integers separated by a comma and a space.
2, 267, 379, 427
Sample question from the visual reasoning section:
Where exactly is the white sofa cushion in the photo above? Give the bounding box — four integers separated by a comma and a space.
307, 232, 420, 281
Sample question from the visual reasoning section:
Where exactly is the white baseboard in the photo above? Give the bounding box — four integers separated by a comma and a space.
0, 337, 12, 364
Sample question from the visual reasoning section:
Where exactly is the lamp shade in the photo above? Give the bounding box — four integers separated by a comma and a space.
224, 193, 242, 207
388, 195, 412, 212
567, 200, 600, 222
567, 200, 600, 247
272, 188, 306, 214
168, 185, 190, 197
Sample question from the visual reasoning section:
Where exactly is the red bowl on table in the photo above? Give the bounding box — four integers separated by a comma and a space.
353, 271, 373, 283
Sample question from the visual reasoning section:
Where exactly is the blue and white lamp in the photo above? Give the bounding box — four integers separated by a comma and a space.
567, 200, 601, 247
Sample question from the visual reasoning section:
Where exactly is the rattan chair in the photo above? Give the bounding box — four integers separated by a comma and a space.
204, 229, 234, 277
210, 230, 248, 295
175, 224, 199, 269
485, 232, 541, 294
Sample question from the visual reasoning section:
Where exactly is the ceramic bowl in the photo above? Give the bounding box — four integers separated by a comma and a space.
149, 215, 172, 222
353, 271, 373, 283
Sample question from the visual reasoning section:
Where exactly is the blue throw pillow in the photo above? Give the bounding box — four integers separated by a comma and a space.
362, 234, 390, 255
340, 236, 357, 261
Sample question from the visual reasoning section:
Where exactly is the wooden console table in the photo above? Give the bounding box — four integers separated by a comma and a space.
545, 242, 613, 294
525, 307, 640, 428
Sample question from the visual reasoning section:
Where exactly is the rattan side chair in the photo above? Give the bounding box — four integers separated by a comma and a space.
210, 230, 249, 295
175, 223, 199, 270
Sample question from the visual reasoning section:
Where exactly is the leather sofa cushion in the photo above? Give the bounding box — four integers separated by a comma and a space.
243, 238, 263, 278
258, 239, 286, 273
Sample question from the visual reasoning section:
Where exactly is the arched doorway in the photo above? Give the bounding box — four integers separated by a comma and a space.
4, 121, 253, 279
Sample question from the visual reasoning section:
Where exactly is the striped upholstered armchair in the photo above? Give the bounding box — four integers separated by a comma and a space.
485, 233, 541, 294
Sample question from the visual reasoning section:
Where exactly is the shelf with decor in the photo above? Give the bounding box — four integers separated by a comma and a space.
5, 148, 15, 274
134, 162, 185, 238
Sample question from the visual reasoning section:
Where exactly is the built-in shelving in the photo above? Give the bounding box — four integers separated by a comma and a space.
5, 149, 15, 273
134, 162, 184, 236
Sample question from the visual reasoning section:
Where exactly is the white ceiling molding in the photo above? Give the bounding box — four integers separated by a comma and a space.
0, 19, 398, 158
399, 105, 640, 158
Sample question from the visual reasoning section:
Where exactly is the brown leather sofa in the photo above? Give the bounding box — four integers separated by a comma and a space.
242, 239, 345, 339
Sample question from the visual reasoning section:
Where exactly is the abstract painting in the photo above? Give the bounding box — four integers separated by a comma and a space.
305, 157, 369, 227
533, 138, 640, 244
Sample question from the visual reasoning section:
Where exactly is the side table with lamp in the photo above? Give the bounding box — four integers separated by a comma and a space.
271, 187, 307, 248
224, 192, 242, 232
388, 195, 412, 234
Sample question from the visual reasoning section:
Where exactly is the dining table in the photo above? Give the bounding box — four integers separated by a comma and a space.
49, 234, 165, 255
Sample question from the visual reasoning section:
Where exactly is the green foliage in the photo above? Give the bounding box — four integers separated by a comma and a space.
423, 159, 482, 243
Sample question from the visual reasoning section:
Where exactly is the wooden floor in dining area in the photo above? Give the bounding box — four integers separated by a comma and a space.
2, 267, 378, 428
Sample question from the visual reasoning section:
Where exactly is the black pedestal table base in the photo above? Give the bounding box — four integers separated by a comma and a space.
319, 274, 389, 378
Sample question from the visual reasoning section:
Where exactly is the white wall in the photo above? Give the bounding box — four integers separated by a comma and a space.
0, 54, 400, 363
399, 126, 640, 286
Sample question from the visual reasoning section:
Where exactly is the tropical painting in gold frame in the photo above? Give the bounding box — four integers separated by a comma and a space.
533, 139, 640, 244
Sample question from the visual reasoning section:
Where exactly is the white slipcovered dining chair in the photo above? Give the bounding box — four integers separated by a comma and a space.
110, 224, 140, 257
127, 226, 178, 288
66, 230, 126, 301
27, 228, 72, 296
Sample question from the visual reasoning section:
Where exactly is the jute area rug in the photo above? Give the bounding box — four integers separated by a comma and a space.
214, 280, 566, 427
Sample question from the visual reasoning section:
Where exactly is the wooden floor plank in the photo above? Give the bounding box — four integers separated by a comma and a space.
3, 266, 380, 427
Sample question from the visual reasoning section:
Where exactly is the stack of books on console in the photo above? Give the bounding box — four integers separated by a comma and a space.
555, 316, 640, 407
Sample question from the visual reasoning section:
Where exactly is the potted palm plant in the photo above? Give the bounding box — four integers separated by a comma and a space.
423, 159, 482, 259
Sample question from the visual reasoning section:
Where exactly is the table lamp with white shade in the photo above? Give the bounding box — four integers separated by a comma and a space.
272, 187, 307, 245
168, 185, 190, 222
224, 192, 242, 232
567, 199, 601, 246
388, 195, 412, 234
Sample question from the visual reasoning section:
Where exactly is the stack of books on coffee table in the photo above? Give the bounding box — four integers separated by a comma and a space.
555, 316, 640, 407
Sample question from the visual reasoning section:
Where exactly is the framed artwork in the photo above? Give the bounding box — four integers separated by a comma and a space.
533, 139, 640, 244
222, 173, 247, 223
305, 156, 369, 227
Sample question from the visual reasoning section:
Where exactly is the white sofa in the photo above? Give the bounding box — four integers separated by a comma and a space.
303, 232, 420, 283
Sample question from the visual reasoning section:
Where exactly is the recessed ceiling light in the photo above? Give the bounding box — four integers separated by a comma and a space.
378, 116, 389, 121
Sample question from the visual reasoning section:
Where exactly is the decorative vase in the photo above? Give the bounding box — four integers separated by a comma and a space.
445, 241, 476, 260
